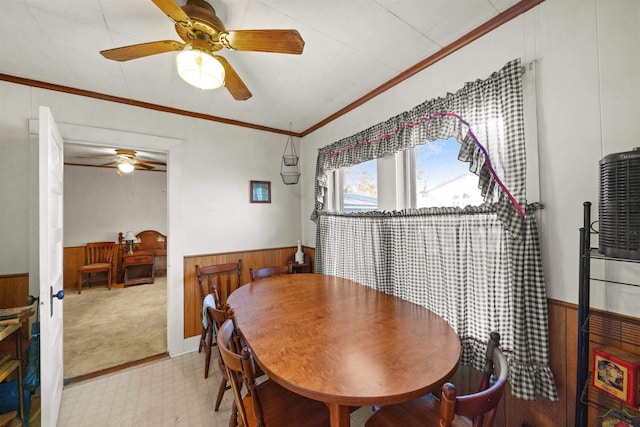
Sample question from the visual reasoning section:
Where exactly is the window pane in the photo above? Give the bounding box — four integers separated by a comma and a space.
343, 160, 378, 213
415, 138, 483, 208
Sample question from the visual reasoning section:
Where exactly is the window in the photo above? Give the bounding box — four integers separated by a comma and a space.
414, 138, 483, 208
327, 139, 484, 213
342, 159, 378, 213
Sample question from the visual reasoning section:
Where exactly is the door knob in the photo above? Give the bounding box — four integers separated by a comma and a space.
50, 286, 64, 317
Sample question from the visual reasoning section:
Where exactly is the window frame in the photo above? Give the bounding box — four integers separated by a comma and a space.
327, 144, 489, 213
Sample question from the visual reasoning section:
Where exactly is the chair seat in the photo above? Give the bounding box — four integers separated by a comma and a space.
366, 394, 471, 427
243, 378, 330, 427
79, 263, 111, 271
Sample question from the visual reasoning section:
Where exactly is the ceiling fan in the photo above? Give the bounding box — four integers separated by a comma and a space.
99, 0, 305, 100
79, 149, 167, 174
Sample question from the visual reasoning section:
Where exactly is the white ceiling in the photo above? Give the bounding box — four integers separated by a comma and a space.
0, 0, 523, 165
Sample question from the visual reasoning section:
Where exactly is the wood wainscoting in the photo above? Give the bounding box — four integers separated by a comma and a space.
0, 273, 31, 351
183, 246, 315, 340
0, 273, 29, 309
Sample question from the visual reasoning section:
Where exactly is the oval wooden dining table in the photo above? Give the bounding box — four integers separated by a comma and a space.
226, 273, 462, 427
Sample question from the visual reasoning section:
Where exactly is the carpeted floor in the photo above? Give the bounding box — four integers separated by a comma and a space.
63, 277, 167, 379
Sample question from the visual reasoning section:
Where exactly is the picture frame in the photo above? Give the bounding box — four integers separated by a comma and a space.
250, 180, 271, 203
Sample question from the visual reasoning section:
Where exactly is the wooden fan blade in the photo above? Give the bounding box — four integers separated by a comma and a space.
100, 40, 185, 62
140, 160, 167, 166
77, 155, 117, 160
151, 0, 191, 25
137, 163, 155, 170
214, 56, 252, 101
221, 30, 304, 54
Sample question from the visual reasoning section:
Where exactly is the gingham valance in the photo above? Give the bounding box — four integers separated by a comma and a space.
312, 58, 527, 236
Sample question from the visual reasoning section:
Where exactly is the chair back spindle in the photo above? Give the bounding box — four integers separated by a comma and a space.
86, 242, 115, 264
196, 259, 242, 306
77, 241, 115, 294
249, 262, 293, 281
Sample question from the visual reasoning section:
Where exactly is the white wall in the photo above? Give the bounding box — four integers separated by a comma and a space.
299, 0, 640, 315
64, 166, 167, 247
0, 82, 32, 274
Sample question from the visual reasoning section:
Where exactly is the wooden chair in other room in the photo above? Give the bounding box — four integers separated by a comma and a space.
365, 332, 508, 427
77, 241, 115, 294
195, 260, 242, 372
249, 262, 293, 281
216, 318, 330, 427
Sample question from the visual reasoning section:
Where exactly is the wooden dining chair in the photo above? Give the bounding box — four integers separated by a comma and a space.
195, 260, 242, 358
365, 332, 508, 427
205, 302, 232, 410
216, 317, 330, 427
206, 306, 266, 411
249, 262, 293, 281
77, 241, 115, 294
196, 260, 242, 306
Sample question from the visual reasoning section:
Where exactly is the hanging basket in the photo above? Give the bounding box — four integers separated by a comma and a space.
281, 131, 300, 185
283, 154, 299, 166
281, 172, 301, 185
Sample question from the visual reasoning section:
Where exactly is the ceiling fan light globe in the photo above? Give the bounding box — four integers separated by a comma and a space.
176, 50, 225, 90
118, 162, 135, 173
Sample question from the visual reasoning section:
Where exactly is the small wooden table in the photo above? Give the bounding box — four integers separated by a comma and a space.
227, 274, 461, 427
122, 252, 155, 286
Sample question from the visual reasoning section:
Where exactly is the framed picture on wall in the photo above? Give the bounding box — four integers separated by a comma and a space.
250, 180, 271, 203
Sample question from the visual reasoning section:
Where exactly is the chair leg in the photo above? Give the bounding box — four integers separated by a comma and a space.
229, 400, 239, 427
215, 377, 227, 411
199, 327, 206, 353
77, 272, 82, 295
107, 269, 112, 291
204, 326, 212, 378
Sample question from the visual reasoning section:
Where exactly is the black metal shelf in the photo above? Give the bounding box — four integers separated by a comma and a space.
576, 202, 640, 427
585, 248, 640, 264
580, 372, 640, 415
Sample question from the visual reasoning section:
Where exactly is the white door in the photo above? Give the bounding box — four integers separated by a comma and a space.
39, 106, 65, 426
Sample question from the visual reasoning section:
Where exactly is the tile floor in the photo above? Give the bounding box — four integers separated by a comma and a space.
57, 350, 373, 427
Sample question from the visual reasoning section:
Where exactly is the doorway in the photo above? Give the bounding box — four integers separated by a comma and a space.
62, 143, 168, 380
29, 118, 186, 369
29, 116, 186, 427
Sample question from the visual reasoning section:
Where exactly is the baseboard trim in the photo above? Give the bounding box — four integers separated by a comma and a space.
63, 352, 168, 386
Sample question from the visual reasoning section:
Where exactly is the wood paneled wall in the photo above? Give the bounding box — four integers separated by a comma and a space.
0, 273, 31, 344
0, 273, 29, 309
183, 246, 314, 339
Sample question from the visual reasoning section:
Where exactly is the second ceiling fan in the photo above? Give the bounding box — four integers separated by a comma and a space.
100, 0, 305, 100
